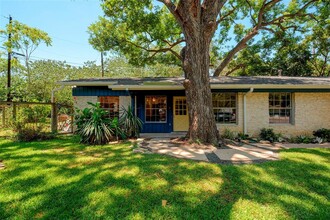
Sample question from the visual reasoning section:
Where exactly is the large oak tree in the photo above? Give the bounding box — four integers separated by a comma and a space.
89, 0, 320, 144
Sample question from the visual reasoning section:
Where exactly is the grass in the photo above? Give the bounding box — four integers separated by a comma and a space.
0, 136, 329, 219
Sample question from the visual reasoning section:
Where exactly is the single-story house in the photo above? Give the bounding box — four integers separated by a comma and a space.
59, 76, 330, 137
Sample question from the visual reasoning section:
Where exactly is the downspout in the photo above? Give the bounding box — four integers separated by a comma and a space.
134, 95, 137, 116
243, 88, 254, 135
51, 85, 65, 132
51, 85, 65, 103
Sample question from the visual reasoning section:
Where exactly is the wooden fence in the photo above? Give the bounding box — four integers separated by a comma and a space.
0, 101, 73, 133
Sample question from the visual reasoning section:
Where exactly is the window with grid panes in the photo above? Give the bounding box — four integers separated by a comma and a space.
212, 93, 237, 124
99, 96, 119, 118
175, 98, 187, 115
269, 93, 292, 123
145, 96, 167, 122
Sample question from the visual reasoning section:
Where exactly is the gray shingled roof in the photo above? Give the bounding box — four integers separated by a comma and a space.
60, 76, 330, 86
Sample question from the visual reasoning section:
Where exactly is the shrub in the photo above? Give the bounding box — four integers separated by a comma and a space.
120, 105, 143, 138
221, 129, 235, 140
237, 132, 249, 140
13, 122, 55, 142
313, 128, 330, 143
74, 102, 126, 145
110, 117, 127, 141
259, 128, 278, 143
20, 105, 51, 123
294, 135, 313, 144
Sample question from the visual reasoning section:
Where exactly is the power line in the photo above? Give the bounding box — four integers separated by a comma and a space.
14, 55, 85, 67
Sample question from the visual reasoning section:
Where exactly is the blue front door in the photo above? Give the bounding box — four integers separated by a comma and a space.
137, 94, 173, 133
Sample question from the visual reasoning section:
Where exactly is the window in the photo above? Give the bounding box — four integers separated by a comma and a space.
99, 96, 119, 118
269, 93, 292, 123
175, 98, 187, 115
145, 96, 167, 122
212, 93, 237, 124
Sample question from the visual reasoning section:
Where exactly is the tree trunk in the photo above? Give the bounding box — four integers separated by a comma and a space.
182, 34, 219, 145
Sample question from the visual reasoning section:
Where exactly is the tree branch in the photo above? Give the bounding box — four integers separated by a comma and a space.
216, 4, 236, 25
262, 0, 317, 27
214, 0, 317, 76
213, 28, 258, 76
124, 39, 183, 61
245, 0, 257, 25
224, 63, 246, 76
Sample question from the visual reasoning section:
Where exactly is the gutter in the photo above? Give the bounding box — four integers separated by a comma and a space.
243, 87, 254, 135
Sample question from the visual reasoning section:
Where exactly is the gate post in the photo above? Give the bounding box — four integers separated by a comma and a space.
1, 107, 5, 127
12, 103, 17, 122
51, 103, 57, 133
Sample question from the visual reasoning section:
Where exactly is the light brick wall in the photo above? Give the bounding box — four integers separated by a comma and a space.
279, 92, 330, 136
73, 96, 98, 110
244, 92, 330, 137
217, 93, 244, 135
119, 96, 131, 110
74, 96, 131, 111
245, 93, 269, 136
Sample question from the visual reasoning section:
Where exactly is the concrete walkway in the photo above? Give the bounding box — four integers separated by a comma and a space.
136, 133, 330, 164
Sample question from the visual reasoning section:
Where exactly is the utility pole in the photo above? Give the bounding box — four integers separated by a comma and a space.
101, 51, 104, 77
6, 15, 12, 102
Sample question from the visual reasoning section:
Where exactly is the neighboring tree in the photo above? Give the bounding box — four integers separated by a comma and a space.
0, 20, 52, 95
307, 5, 330, 77
104, 57, 182, 77
229, 34, 314, 76
89, 0, 319, 144
0, 53, 25, 100
227, 1, 329, 77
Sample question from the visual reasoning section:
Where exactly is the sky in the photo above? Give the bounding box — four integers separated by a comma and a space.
0, 0, 104, 67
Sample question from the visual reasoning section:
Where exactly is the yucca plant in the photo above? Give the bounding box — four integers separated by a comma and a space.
75, 102, 116, 145
110, 117, 127, 141
120, 105, 143, 138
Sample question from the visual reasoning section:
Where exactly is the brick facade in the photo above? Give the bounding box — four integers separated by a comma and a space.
219, 92, 330, 137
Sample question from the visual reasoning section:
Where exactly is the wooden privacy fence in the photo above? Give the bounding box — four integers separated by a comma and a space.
0, 101, 73, 133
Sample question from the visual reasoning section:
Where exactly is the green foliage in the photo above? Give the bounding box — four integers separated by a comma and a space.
226, 0, 330, 77
120, 105, 143, 138
0, 55, 182, 103
87, 0, 323, 76
259, 128, 279, 143
294, 135, 314, 144
313, 128, 330, 142
19, 105, 50, 123
109, 117, 127, 141
88, 3, 182, 66
1, 20, 52, 53
222, 128, 235, 140
12, 121, 55, 142
74, 102, 123, 145
237, 132, 249, 140
75, 103, 144, 144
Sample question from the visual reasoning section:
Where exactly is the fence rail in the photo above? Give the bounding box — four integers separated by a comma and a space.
0, 101, 73, 134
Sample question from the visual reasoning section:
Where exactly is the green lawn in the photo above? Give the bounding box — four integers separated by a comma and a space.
0, 136, 329, 220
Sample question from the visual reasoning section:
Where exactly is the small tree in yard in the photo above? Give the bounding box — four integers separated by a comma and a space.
0, 20, 52, 97
89, 0, 322, 145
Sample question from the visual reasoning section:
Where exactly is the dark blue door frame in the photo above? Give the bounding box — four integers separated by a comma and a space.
131, 90, 185, 133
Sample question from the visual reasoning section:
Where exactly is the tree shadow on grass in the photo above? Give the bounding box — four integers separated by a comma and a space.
201, 148, 330, 219
0, 137, 329, 219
